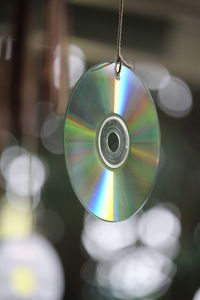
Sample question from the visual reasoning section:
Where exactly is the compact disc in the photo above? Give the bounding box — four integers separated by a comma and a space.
64, 62, 160, 222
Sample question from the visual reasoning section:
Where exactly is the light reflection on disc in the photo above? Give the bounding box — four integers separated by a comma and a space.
64, 62, 160, 221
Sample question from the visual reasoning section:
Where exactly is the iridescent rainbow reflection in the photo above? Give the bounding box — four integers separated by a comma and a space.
64, 62, 160, 221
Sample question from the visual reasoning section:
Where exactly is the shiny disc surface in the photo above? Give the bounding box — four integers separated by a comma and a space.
64, 62, 160, 221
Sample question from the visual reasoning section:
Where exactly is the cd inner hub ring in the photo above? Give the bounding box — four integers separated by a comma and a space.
97, 115, 130, 169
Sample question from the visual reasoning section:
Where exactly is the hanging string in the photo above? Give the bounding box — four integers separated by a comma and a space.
115, 0, 133, 79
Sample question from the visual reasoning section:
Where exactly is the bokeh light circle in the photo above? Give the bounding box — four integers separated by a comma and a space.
194, 288, 200, 300
137, 205, 181, 256
96, 247, 175, 299
158, 76, 193, 117
5, 153, 46, 199
41, 113, 64, 155
82, 213, 138, 261
68, 44, 86, 88
0, 234, 64, 300
135, 62, 171, 90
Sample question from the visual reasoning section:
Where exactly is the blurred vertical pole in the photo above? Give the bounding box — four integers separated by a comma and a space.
42, 0, 68, 115
0, 0, 28, 154
19, 0, 68, 150
10, 0, 29, 137
0, 0, 28, 137
1, 0, 68, 148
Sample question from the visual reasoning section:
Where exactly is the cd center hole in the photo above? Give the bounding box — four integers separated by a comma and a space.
108, 132, 119, 152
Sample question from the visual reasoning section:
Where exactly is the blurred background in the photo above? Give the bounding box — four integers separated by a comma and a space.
0, 0, 200, 299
